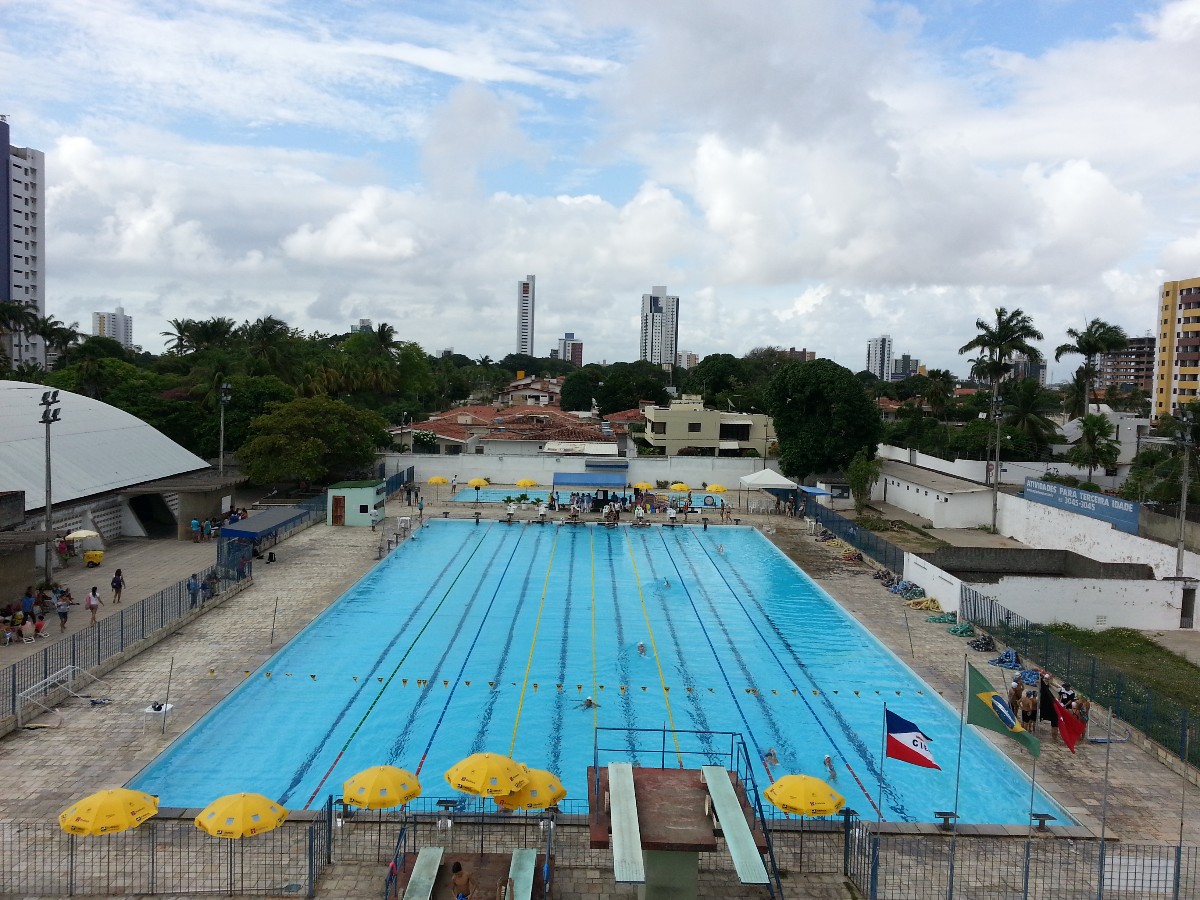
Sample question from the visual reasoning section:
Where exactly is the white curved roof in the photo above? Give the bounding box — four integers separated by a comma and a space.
0, 381, 209, 513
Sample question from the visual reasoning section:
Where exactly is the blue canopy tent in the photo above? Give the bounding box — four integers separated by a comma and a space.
216, 506, 310, 578
550, 473, 628, 512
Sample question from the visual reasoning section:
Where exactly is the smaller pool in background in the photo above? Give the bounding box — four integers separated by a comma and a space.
451, 487, 728, 508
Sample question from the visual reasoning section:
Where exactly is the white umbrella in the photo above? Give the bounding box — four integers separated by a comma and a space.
65, 530, 100, 541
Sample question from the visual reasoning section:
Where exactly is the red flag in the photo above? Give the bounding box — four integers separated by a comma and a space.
1052, 698, 1086, 752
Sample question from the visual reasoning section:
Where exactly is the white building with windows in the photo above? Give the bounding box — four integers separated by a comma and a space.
867, 334, 893, 381
92, 306, 134, 349
639, 285, 679, 367
517, 275, 535, 355
2, 119, 45, 366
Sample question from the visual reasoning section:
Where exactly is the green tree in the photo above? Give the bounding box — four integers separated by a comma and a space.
561, 368, 601, 412
1054, 319, 1128, 415
1002, 378, 1060, 456
1060, 369, 1089, 421
236, 397, 390, 484
958, 307, 1044, 529
766, 359, 882, 481
595, 361, 669, 415
1066, 413, 1121, 483
847, 449, 882, 516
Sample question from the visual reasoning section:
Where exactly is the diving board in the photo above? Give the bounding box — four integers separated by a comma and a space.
401, 846, 442, 900
608, 763, 645, 883
701, 765, 769, 884
507, 847, 537, 899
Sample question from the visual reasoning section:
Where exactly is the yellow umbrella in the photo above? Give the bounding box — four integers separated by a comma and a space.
494, 768, 566, 811
467, 478, 489, 489
59, 788, 159, 835
444, 753, 529, 797
428, 475, 449, 501
670, 482, 691, 492
764, 774, 846, 817
633, 482, 653, 491
708, 484, 728, 493
65, 529, 100, 541
515, 478, 538, 488
195, 793, 289, 838
343, 765, 422, 810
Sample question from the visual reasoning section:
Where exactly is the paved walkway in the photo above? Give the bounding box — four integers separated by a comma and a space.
0, 491, 1197, 899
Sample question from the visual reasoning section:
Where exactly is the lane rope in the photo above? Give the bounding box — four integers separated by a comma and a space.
507, 527, 561, 755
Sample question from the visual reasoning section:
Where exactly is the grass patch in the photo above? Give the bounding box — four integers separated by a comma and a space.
1044, 624, 1200, 716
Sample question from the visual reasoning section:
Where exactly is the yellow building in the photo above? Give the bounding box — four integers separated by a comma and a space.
1156, 276, 1200, 418
641, 395, 775, 457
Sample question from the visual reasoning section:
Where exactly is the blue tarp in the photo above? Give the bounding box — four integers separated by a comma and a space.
218, 506, 307, 539
551, 473, 627, 490
798, 486, 831, 495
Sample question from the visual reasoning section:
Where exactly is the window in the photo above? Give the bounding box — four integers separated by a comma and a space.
651, 422, 666, 434
688, 422, 701, 433
358, 504, 369, 514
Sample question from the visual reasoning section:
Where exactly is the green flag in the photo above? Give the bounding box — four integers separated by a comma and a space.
965, 663, 1040, 758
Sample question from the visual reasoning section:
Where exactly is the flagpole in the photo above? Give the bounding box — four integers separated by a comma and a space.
1176, 722, 1190, 900
947, 654, 968, 900
1098, 699, 1116, 894
876, 702, 888, 835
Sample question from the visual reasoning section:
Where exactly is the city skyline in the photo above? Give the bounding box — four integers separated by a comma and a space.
3, 2, 1198, 372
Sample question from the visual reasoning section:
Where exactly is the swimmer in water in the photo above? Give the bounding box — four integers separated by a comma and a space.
664, 578, 670, 588
637, 641, 646, 656
581, 696, 600, 709
763, 747, 779, 766
824, 754, 838, 780
717, 544, 725, 555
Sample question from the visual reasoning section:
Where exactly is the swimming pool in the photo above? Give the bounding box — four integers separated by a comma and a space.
130, 521, 1070, 825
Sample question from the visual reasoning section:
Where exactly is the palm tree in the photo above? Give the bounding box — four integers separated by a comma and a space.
0, 300, 37, 364
959, 307, 1044, 530
161, 318, 198, 355
1061, 370, 1089, 421
191, 317, 237, 351
1002, 378, 1059, 456
1054, 319, 1128, 414
924, 368, 955, 420
1066, 413, 1121, 483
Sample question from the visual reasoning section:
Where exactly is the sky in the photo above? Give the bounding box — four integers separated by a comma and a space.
5, 0, 1200, 378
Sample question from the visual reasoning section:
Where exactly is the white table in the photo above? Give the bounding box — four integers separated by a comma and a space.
142, 703, 174, 734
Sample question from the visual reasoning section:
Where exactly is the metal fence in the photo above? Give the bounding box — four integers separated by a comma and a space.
0, 816, 329, 897
848, 832, 1199, 900
960, 587, 1199, 769
3, 562, 255, 725
810, 504, 906, 573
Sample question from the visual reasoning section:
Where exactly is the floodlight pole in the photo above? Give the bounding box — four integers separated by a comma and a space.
218, 382, 232, 476
39, 390, 61, 587
1177, 413, 1192, 579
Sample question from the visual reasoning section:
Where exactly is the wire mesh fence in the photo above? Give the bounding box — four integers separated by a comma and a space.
961, 587, 1198, 768
0, 816, 328, 897
810, 504, 906, 573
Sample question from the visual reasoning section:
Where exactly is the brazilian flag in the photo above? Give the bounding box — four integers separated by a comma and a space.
966, 663, 1040, 758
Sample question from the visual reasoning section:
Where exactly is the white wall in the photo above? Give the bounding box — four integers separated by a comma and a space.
876, 474, 992, 528
877, 445, 1121, 489
381, 453, 783, 495
969, 576, 1182, 631
904, 554, 964, 613
997, 492, 1200, 581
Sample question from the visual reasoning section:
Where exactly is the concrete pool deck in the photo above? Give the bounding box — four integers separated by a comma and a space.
0, 495, 1197, 898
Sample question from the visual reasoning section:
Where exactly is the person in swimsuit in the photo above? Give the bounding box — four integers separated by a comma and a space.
449, 861, 474, 899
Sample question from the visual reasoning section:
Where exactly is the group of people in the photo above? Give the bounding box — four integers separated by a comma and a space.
190, 508, 251, 543
1008, 671, 1091, 737
2, 577, 123, 640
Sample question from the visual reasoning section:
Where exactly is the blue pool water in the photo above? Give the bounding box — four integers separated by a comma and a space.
130, 522, 1070, 825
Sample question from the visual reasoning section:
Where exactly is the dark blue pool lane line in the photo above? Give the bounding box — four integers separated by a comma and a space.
279, 524, 495, 808
652, 529, 793, 767
600, 530, 640, 761
626, 530, 719, 763
686, 530, 911, 821
403, 527, 531, 776
546, 529, 578, 776
466, 528, 549, 756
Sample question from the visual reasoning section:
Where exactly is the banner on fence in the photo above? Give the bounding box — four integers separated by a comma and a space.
1022, 478, 1139, 534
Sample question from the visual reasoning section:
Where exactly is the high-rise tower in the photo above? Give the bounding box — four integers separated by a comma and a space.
2, 118, 46, 366
866, 334, 893, 381
517, 275, 535, 355
639, 286, 679, 367
1155, 276, 1200, 417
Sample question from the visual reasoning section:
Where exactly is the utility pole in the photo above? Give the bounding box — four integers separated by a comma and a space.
1177, 413, 1192, 578
39, 390, 61, 586
218, 382, 232, 475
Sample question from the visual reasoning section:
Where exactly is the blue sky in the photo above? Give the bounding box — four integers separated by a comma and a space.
4, 0, 1200, 375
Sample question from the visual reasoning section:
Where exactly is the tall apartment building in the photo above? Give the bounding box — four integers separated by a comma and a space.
675, 350, 699, 370
516, 275, 535, 355
866, 334, 893, 381
1155, 276, 1200, 417
556, 332, 583, 366
350, 318, 373, 334
785, 347, 817, 361
1099, 335, 1154, 393
891, 353, 921, 381
1010, 352, 1047, 386
2, 118, 45, 366
639, 285, 679, 367
92, 305, 134, 349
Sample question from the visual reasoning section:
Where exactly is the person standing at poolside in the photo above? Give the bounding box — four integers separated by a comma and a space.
110, 569, 125, 604
85, 586, 103, 626
417, 496, 424, 521
55, 593, 74, 632
187, 574, 200, 608
449, 861, 475, 899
